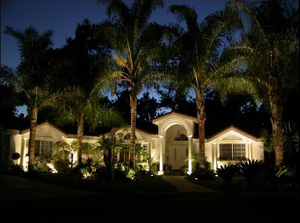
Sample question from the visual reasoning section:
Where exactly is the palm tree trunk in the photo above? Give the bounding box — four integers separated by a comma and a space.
267, 76, 284, 166
195, 88, 206, 167
129, 89, 137, 168
28, 107, 38, 170
77, 117, 84, 165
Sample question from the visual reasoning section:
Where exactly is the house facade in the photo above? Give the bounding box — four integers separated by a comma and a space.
4, 112, 264, 174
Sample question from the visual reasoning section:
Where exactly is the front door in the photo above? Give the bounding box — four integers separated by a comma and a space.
168, 145, 188, 170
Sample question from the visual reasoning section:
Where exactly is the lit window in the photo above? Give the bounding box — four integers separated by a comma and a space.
35, 140, 53, 157
174, 134, 188, 141
124, 133, 137, 140
220, 144, 245, 160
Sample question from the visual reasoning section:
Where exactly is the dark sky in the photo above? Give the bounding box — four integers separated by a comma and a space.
1, 0, 227, 115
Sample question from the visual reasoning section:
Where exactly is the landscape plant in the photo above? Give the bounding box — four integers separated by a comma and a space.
236, 159, 264, 189
168, 4, 257, 167
97, 0, 167, 168
2, 26, 55, 170
217, 164, 239, 186
229, 0, 299, 166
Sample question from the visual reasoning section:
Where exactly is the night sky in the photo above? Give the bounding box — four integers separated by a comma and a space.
1, 0, 227, 115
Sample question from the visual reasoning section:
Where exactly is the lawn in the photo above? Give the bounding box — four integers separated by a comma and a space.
27, 173, 178, 193
186, 175, 299, 192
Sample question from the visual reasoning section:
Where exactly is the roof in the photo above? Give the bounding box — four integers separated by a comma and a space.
20, 121, 68, 136
102, 125, 155, 137
152, 111, 198, 124
206, 125, 260, 142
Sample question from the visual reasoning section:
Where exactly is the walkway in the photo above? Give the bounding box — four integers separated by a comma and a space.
162, 176, 219, 193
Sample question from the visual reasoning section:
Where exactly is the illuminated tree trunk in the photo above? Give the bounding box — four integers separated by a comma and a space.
195, 88, 206, 167
77, 116, 84, 165
28, 107, 38, 169
129, 87, 137, 168
267, 75, 284, 166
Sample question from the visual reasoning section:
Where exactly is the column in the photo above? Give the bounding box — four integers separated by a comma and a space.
158, 135, 164, 175
187, 135, 193, 175
212, 143, 217, 171
248, 142, 252, 160
22, 138, 29, 171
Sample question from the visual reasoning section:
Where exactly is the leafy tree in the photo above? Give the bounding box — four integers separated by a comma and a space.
229, 0, 299, 166
0, 65, 27, 129
97, 0, 166, 168
2, 26, 55, 169
52, 20, 125, 165
168, 5, 257, 166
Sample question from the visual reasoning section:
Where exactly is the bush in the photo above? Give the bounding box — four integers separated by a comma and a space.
191, 168, 215, 180
9, 165, 24, 175
95, 166, 112, 180
163, 164, 172, 175
217, 164, 238, 186
180, 165, 188, 175
53, 158, 70, 174
11, 153, 21, 161
262, 165, 287, 188
236, 159, 264, 188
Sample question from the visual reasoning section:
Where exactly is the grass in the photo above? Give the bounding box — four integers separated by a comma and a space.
187, 176, 247, 192
186, 175, 299, 192
26, 173, 178, 193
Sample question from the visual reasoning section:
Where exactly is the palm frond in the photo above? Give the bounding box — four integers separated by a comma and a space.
214, 76, 259, 103
227, 1, 267, 43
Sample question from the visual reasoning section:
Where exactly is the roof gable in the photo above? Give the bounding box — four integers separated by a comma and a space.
152, 111, 197, 125
207, 125, 259, 142
21, 121, 67, 137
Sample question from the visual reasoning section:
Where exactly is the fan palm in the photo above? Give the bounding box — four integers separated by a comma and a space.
97, 0, 166, 168
229, 0, 299, 166
2, 26, 55, 169
168, 5, 258, 167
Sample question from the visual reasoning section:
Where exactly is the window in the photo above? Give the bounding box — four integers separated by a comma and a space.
220, 144, 245, 160
35, 140, 52, 157
124, 133, 137, 140
174, 134, 188, 141
233, 144, 246, 160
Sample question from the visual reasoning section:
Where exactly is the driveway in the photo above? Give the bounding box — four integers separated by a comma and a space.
162, 175, 219, 193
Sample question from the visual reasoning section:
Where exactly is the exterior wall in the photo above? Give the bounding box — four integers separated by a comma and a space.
6, 130, 22, 165
6, 120, 264, 174
206, 130, 264, 170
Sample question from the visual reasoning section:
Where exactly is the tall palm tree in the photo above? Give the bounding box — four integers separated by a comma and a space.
168, 5, 257, 167
53, 20, 125, 165
229, 0, 299, 166
97, 0, 166, 168
2, 26, 55, 170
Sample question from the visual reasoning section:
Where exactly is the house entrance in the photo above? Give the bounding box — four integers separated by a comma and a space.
166, 125, 188, 170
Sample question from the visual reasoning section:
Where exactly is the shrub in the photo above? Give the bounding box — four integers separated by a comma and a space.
262, 165, 287, 188
10, 165, 24, 175
53, 158, 70, 174
95, 166, 112, 180
180, 165, 188, 175
163, 164, 172, 175
11, 153, 21, 161
217, 164, 238, 186
191, 167, 215, 180
236, 159, 264, 188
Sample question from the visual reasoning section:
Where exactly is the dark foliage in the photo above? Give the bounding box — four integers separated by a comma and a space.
236, 159, 264, 188
217, 164, 239, 186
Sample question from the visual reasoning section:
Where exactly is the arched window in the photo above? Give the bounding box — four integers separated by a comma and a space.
124, 133, 137, 140
174, 134, 188, 141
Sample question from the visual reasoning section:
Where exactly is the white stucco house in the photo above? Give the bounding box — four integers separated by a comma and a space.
4, 111, 264, 174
